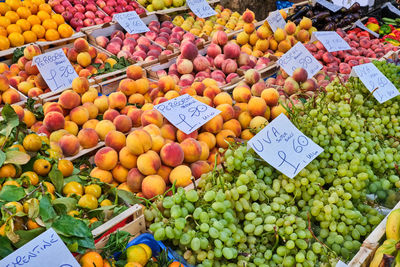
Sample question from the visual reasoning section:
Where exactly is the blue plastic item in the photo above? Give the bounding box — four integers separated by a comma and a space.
276, 1, 294, 9
115, 233, 193, 267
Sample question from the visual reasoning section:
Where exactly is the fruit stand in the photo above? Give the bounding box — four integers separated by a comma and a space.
0, 0, 400, 266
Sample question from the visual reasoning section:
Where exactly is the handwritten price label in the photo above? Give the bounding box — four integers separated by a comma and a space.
353, 20, 379, 38
33, 49, 78, 92
351, 63, 399, 103
266, 10, 286, 32
248, 114, 323, 179
311, 31, 351, 52
154, 94, 220, 134
0, 228, 80, 267
113, 11, 149, 34
382, 2, 400, 16
314, 0, 341, 12
277, 42, 322, 78
186, 0, 217, 18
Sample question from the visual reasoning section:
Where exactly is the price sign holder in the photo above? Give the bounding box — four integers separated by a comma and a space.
248, 114, 323, 178
266, 10, 286, 32
113, 11, 149, 34
154, 94, 220, 134
186, 0, 217, 18
277, 42, 323, 78
352, 20, 379, 38
33, 49, 78, 92
351, 63, 399, 103
0, 228, 80, 267
310, 31, 351, 52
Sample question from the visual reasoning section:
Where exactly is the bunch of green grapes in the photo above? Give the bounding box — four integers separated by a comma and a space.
373, 60, 400, 88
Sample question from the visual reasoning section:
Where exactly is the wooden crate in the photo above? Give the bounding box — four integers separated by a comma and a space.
348, 200, 400, 266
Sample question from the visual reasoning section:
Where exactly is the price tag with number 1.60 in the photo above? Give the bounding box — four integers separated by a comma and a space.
113, 11, 149, 34
186, 0, 217, 18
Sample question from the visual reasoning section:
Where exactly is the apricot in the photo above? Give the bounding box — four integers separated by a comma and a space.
142, 175, 166, 199
126, 129, 152, 155
119, 147, 137, 169
77, 128, 99, 149
95, 120, 116, 140
126, 168, 144, 192
43, 111, 65, 131
160, 142, 184, 167
180, 138, 202, 163
94, 147, 118, 171
59, 134, 80, 157
169, 165, 192, 187
105, 130, 126, 152
90, 167, 113, 183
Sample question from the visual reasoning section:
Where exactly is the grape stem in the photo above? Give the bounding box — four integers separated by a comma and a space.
272, 226, 279, 252
307, 212, 336, 257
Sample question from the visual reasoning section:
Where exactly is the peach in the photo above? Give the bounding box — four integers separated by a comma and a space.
31, 122, 43, 132
207, 43, 222, 58
250, 116, 269, 132
94, 95, 109, 113
27, 87, 43, 98
261, 88, 279, 106
11, 105, 24, 121
271, 105, 288, 119
244, 69, 260, 85
126, 65, 143, 80
177, 59, 193, 75
213, 92, 233, 106
50, 129, 69, 143
126, 168, 144, 192
142, 175, 166, 198
103, 109, 120, 122
25, 61, 39, 75
198, 132, 216, 150
212, 30, 228, 46
274, 28, 286, 43
216, 104, 235, 122
43, 102, 63, 115
296, 29, 310, 43
222, 59, 238, 74
82, 102, 99, 119
157, 165, 172, 184
70, 106, 89, 126
77, 52, 92, 67
299, 17, 312, 30
90, 167, 113, 183
64, 121, 79, 135
95, 120, 116, 140
137, 150, 161, 175
113, 115, 132, 133
72, 77, 89, 94
176, 130, 198, 143
199, 141, 210, 161
128, 94, 145, 106
248, 97, 267, 117
94, 147, 118, 170
158, 76, 176, 93
241, 129, 255, 140
285, 21, 296, 35
160, 142, 184, 167
292, 67, 308, 83
191, 160, 211, 179
278, 40, 291, 53
0, 63, 8, 73
118, 79, 136, 96
111, 164, 128, 183
109, 91, 127, 109
151, 135, 165, 153
74, 38, 89, 53
135, 78, 149, 95
242, 9, 255, 23
161, 124, 176, 141
169, 165, 192, 187
23, 110, 36, 128
143, 124, 162, 137
67, 48, 79, 62
223, 43, 240, 59
283, 77, 300, 96
251, 82, 266, 97
202, 114, 223, 134
141, 109, 163, 127
223, 119, 242, 137
23, 45, 41, 60
77, 128, 99, 149
238, 111, 252, 128
180, 138, 202, 163
43, 111, 65, 131
181, 41, 198, 60
126, 129, 152, 155
81, 89, 98, 103
127, 108, 143, 127
83, 119, 99, 129
105, 130, 126, 152
59, 90, 81, 110
232, 86, 251, 103
2, 88, 20, 104
59, 134, 80, 157
216, 129, 236, 148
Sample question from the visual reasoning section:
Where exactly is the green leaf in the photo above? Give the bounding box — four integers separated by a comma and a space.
0, 104, 19, 138
25, 198, 39, 219
52, 197, 77, 214
26, 98, 44, 121
0, 150, 6, 167
0, 185, 25, 201
0, 236, 13, 259
52, 215, 92, 238
4, 150, 30, 165
87, 204, 116, 219
116, 189, 140, 206
49, 165, 64, 194
12, 47, 25, 64
39, 195, 57, 223
14, 228, 46, 248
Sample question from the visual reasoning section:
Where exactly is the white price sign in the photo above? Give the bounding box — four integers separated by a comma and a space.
0, 228, 80, 267
33, 49, 78, 92
186, 0, 217, 18
336, 260, 349, 267
277, 42, 323, 78
382, 3, 400, 16
311, 31, 351, 52
353, 20, 379, 38
266, 10, 286, 32
248, 114, 323, 179
113, 11, 149, 34
314, 0, 341, 12
154, 94, 221, 134
351, 63, 399, 103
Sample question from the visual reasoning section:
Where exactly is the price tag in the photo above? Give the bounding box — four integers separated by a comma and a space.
382, 2, 400, 16
314, 0, 341, 12
351, 63, 399, 103
113, 11, 149, 34
154, 94, 221, 134
332, 0, 354, 8
0, 228, 80, 267
266, 10, 286, 32
248, 114, 323, 179
277, 42, 323, 78
336, 260, 349, 267
186, 0, 217, 18
311, 31, 351, 52
33, 49, 78, 92
353, 20, 379, 38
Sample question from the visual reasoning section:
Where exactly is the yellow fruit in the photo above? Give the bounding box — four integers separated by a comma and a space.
22, 30, 36, 43
23, 1, 38, 14
23, 133, 42, 151
5, 11, 19, 23
32, 0, 45, 5
6, 23, 21, 34
51, 13, 64, 25
100, 199, 113, 206
63, 181, 83, 196
3, 180, 20, 187
386, 209, 400, 240
0, 16, 11, 28
31, 24, 45, 38
33, 158, 51, 176
38, 3, 51, 14
43, 181, 55, 194
21, 171, 39, 186
78, 194, 98, 210
6, 0, 22, 11
27, 15, 40, 25
85, 184, 102, 198
0, 163, 16, 178
45, 28, 59, 41
138, 244, 152, 260
42, 18, 57, 30
57, 159, 74, 177
27, 219, 40, 230
8, 32, 24, 46
37, 10, 49, 22
369, 239, 398, 267
16, 19, 30, 31
4, 201, 23, 213
16, 6, 30, 19
0, 26, 7, 36
80, 251, 104, 267
58, 23, 73, 38
126, 245, 148, 266
0, 35, 10, 50
0, 3, 11, 15
68, 210, 79, 217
